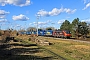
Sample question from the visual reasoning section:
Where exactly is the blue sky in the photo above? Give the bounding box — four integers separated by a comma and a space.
0, 0, 90, 30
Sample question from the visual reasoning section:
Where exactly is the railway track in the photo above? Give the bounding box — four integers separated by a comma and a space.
54, 38, 90, 44
39, 36, 90, 44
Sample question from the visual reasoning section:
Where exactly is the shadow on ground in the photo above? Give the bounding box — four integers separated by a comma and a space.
0, 41, 56, 60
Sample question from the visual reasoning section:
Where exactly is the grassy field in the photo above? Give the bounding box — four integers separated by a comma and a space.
0, 35, 90, 60
37, 36, 90, 60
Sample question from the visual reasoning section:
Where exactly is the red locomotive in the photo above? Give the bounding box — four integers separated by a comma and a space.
53, 30, 71, 38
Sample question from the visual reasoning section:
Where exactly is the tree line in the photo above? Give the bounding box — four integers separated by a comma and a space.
19, 18, 90, 39
60, 18, 90, 39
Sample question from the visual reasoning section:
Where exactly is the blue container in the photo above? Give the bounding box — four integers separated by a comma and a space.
45, 30, 53, 36
38, 30, 46, 36
26, 31, 31, 35
31, 31, 36, 34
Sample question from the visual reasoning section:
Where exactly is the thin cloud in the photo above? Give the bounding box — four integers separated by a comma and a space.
83, 2, 90, 10
64, 8, 77, 14
31, 20, 52, 26
83, 0, 90, 4
81, 19, 90, 24
36, 7, 77, 17
0, 19, 7, 22
47, 20, 52, 23
29, 23, 33, 25
84, 0, 87, 4
37, 9, 49, 17
16, 24, 21, 27
0, 9, 10, 19
49, 8, 63, 16
12, 14, 29, 21
58, 19, 65, 24
33, 21, 47, 25
0, 0, 31, 7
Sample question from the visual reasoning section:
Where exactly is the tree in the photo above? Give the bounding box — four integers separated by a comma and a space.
60, 20, 71, 31
46, 27, 55, 30
88, 24, 90, 35
72, 18, 80, 27
78, 22, 89, 39
18, 29, 25, 32
71, 18, 89, 39
27, 27, 36, 32
71, 18, 80, 37
38, 28, 43, 31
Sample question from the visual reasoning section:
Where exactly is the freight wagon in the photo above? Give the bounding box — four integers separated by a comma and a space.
19, 30, 71, 38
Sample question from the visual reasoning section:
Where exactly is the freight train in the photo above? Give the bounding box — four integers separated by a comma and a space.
19, 30, 71, 38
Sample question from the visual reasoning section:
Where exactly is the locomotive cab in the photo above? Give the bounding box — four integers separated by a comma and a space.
62, 30, 71, 38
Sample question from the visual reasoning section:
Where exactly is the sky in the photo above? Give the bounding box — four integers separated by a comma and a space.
0, 0, 90, 30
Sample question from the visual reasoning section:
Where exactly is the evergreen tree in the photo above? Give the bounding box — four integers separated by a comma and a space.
78, 22, 89, 39
60, 20, 71, 31
71, 18, 80, 37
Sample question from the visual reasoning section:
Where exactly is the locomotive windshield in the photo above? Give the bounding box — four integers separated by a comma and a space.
65, 31, 71, 34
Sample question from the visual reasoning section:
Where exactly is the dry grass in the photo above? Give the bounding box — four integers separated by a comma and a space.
36, 36, 90, 60
2, 35, 89, 60
70, 45, 90, 50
